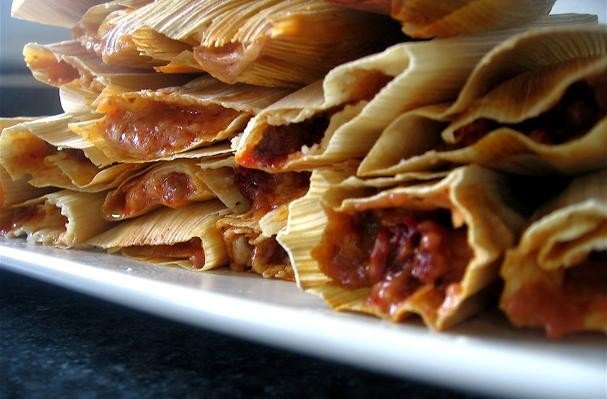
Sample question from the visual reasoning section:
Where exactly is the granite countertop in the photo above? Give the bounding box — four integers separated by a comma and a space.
0, 268, 485, 398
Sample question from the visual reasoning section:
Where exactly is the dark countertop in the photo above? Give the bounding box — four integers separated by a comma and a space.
0, 268, 486, 399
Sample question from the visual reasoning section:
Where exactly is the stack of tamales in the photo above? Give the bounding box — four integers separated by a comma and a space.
4, 0, 607, 338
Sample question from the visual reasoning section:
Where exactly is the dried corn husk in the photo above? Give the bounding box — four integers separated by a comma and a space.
193, 166, 249, 213
0, 190, 112, 248
216, 166, 313, 280
0, 113, 143, 191
59, 85, 102, 113
197, 155, 238, 170
130, 27, 202, 74
500, 170, 607, 338
92, 0, 402, 87
74, 0, 158, 68
72, 0, 191, 71
102, 159, 248, 220
0, 118, 54, 206
0, 167, 53, 209
330, 0, 556, 38
24, 41, 191, 98
361, 26, 607, 176
279, 166, 524, 329
277, 167, 366, 286
450, 22, 604, 114
70, 76, 290, 163
88, 200, 229, 270
217, 207, 294, 281
357, 104, 450, 176
11, 0, 106, 28
235, 15, 594, 173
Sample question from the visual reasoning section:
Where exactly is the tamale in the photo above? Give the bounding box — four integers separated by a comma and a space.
501, 170, 607, 338
102, 159, 247, 220
78, 0, 403, 87
217, 167, 311, 280
24, 41, 191, 103
329, 0, 555, 38
279, 166, 524, 329
0, 190, 112, 248
88, 200, 229, 271
70, 76, 289, 163
0, 118, 53, 207
360, 25, 607, 176
0, 113, 143, 191
235, 15, 595, 173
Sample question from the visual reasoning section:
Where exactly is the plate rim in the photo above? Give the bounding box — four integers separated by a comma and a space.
0, 239, 605, 399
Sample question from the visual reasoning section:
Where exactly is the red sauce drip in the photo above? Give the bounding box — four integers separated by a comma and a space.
313, 209, 471, 315
503, 252, 607, 338
101, 98, 240, 159
243, 115, 329, 169
233, 167, 310, 218
451, 80, 606, 147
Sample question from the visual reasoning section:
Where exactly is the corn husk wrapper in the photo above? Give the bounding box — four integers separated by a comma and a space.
0, 118, 54, 207
73, 0, 159, 68
130, 27, 203, 74
88, 200, 229, 271
0, 113, 143, 191
500, 170, 607, 337
0, 161, 53, 208
277, 169, 352, 286
59, 85, 102, 113
70, 76, 290, 163
95, 0, 401, 87
215, 166, 314, 280
197, 155, 238, 170
357, 104, 451, 176
450, 22, 602, 114
23, 41, 191, 99
72, 0, 193, 71
278, 165, 524, 329
11, 0, 106, 28
217, 206, 294, 281
330, 0, 555, 39
360, 26, 607, 176
195, 165, 249, 213
235, 15, 594, 173
0, 190, 112, 248
103, 159, 248, 220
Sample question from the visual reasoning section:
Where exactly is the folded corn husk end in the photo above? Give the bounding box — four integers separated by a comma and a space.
280, 165, 524, 329
88, 201, 229, 271
451, 22, 606, 114
362, 48, 607, 176
395, 1, 558, 39
500, 170, 607, 337
0, 190, 111, 248
277, 168, 353, 289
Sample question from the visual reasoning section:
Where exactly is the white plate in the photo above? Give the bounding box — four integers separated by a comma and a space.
0, 238, 605, 399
